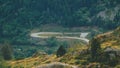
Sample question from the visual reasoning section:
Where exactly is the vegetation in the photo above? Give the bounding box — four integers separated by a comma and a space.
0, 50, 11, 68
90, 37, 101, 61
0, 0, 120, 68
3, 27, 120, 67
6, 27, 120, 67
56, 45, 66, 57
89, 27, 120, 67
0, 0, 120, 44
46, 37, 58, 47
0, 61, 10, 68
1, 43, 13, 60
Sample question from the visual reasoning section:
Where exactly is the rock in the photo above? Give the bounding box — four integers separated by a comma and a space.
104, 46, 120, 58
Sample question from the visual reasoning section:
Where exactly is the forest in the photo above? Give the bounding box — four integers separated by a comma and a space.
0, 0, 120, 44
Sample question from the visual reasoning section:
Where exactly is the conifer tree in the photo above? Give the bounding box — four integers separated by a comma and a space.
90, 37, 101, 61
56, 45, 66, 57
1, 44, 13, 60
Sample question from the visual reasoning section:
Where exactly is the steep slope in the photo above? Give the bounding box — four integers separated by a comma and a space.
96, 27, 120, 49
7, 27, 120, 68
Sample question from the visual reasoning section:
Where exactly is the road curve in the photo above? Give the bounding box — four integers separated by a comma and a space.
30, 32, 89, 43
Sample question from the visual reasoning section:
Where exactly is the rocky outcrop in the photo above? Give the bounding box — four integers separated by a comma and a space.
104, 46, 120, 57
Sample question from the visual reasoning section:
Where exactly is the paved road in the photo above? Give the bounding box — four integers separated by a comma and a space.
31, 32, 88, 68
30, 32, 89, 43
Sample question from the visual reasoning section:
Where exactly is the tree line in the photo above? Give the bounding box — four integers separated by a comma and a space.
0, 0, 120, 44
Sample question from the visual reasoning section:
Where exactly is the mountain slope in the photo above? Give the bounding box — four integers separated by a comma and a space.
0, 0, 120, 44
6, 27, 120, 68
96, 27, 120, 49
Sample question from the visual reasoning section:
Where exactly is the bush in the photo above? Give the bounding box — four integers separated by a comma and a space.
80, 60, 89, 65
59, 58, 67, 62
75, 60, 81, 64
109, 57, 118, 66
46, 37, 58, 47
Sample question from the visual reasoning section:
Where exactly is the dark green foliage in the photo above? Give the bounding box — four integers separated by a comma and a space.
13, 45, 37, 59
0, 0, 120, 45
46, 37, 58, 47
80, 60, 89, 65
99, 52, 119, 66
59, 58, 67, 62
0, 55, 4, 68
60, 41, 69, 49
90, 37, 119, 66
108, 57, 118, 66
56, 45, 66, 57
114, 9, 120, 26
0, 1, 120, 66
1, 44, 13, 60
90, 38, 101, 61
0, 59, 11, 68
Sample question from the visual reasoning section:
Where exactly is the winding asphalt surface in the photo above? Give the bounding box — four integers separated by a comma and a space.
30, 32, 89, 43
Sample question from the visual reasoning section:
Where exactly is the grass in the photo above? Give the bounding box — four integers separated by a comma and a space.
31, 23, 105, 33
101, 40, 120, 49
9, 24, 108, 68
8, 43, 88, 68
8, 26, 120, 68
8, 55, 57, 68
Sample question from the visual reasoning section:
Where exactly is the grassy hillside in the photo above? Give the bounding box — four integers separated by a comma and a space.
8, 45, 88, 68
7, 27, 120, 68
96, 27, 120, 49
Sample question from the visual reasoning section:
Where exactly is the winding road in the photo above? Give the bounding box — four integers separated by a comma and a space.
30, 32, 89, 68
30, 32, 89, 43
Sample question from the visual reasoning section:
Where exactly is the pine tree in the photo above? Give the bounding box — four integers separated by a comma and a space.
1, 44, 13, 60
56, 45, 66, 57
90, 37, 101, 61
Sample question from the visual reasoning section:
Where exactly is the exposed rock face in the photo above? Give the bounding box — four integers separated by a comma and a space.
97, 6, 120, 21
104, 47, 120, 57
